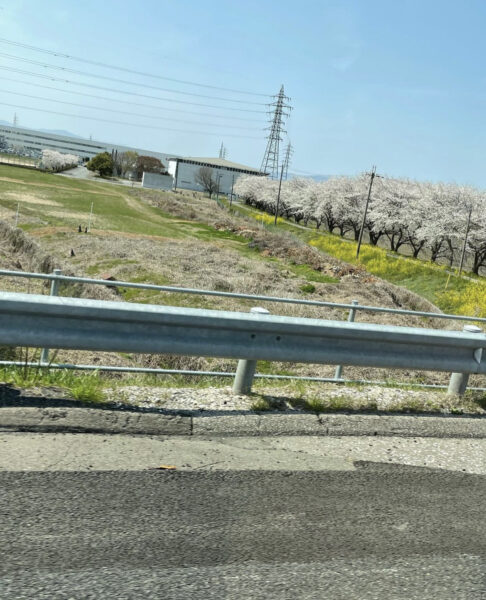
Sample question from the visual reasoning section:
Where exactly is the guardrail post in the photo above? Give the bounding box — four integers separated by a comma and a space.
232, 307, 270, 395
334, 300, 359, 380
447, 325, 482, 395
40, 269, 62, 364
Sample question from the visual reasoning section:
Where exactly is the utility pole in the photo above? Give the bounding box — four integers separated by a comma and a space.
274, 162, 285, 225
112, 149, 118, 177
216, 174, 222, 203
230, 174, 235, 207
458, 205, 473, 276
87, 202, 94, 232
356, 166, 382, 259
173, 160, 179, 191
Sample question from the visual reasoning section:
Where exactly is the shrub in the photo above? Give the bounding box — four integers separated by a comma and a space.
86, 152, 114, 177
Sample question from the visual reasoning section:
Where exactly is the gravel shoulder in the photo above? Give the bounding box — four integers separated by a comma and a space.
102, 383, 486, 416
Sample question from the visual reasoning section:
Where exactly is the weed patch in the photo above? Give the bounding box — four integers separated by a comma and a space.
0, 366, 104, 403
300, 283, 316, 293
310, 235, 475, 314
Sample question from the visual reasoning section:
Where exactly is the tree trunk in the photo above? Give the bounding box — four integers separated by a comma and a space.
409, 240, 425, 259
446, 239, 455, 267
412, 244, 424, 259
472, 248, 486, 275
368, 230, 383, 246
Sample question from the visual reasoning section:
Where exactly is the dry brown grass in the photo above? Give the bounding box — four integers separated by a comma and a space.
0, 185, 468, 387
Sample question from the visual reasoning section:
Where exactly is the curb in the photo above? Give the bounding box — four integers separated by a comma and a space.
0, 407, 191, 436
1, 406, 486, 438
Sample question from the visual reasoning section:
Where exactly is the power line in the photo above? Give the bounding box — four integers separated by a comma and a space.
0, 52, 268, 105
0, 101, 263, 139
0, 37, 271, 98
0, 65, 268, 113
0, 88, 263, 130
0, 75, 266, 123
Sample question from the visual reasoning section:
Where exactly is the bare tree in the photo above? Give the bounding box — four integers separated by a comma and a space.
117, 151, 138, 178
195, 167, 219, 198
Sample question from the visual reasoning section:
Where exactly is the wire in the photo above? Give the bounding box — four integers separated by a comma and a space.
0, 75, 266, 123
0, 52, 268, 105
0, 89, 263, 130
0, 37, 271, 98
0, 101, 264, 139
0, 65, 268, 114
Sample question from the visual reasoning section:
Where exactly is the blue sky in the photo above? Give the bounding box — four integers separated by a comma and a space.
1, 0, 486, 185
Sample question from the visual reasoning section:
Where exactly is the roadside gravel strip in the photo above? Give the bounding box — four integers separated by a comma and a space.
1, 383, 485, 438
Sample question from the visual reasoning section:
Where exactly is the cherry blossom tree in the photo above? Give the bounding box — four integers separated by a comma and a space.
234, 173, 486, 274
40, 149, 79, 172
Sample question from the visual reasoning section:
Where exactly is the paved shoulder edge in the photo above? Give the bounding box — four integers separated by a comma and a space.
0, 406, 192, 436
1, 406, 486, 438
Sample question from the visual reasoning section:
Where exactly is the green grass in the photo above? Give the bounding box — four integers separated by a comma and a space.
0, 153, 38, 165
250, 397, 274, 411
232, 197, 486, 317
0, 165, 344, 302
0, 365, 104, 404
2, 363, 485, 414
5, 162, 483, 318
0, 164, 189, 237
309, 235, 478, 315
289, 263, 338, 284
0, 164, 254, 243
0, 165, 260, 248
300, 283, 316, 293
114, 270, 217, 307
85, 259, 139, 275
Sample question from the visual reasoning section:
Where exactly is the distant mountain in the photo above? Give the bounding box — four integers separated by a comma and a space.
38, 129, 83, 138
308, 174, 330, 182
0, 121, 83, 139
288, 172, 330, 182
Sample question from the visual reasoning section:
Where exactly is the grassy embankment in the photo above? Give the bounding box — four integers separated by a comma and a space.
228, 199, 486, 318
0, 164, 485, 411
0, 164, 341, 397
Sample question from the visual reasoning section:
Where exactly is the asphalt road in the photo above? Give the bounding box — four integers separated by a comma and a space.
1, 465, 485, 599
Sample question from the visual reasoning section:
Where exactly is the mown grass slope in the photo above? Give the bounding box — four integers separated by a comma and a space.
0, 163, 479, 393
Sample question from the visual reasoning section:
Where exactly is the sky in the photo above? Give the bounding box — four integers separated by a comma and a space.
1, 0, 486, 185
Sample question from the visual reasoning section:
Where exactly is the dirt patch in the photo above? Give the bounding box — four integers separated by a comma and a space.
0, 176, 119, 196
28, 226, 172, 242
2, 191, 60, 207
48, 210, 94, 220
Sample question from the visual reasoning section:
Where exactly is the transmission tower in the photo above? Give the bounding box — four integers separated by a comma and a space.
13, 113, 18, 127
218, 141, 227, 160
282, 141, 293, 180
260, 85, 292, 179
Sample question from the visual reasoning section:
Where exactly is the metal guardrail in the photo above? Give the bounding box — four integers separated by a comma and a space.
0, 291, 484, 395
0, 267, 485, 324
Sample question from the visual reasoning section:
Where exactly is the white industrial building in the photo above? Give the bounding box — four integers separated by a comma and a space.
0, 123, 174, 165
167, 156, 265, 195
